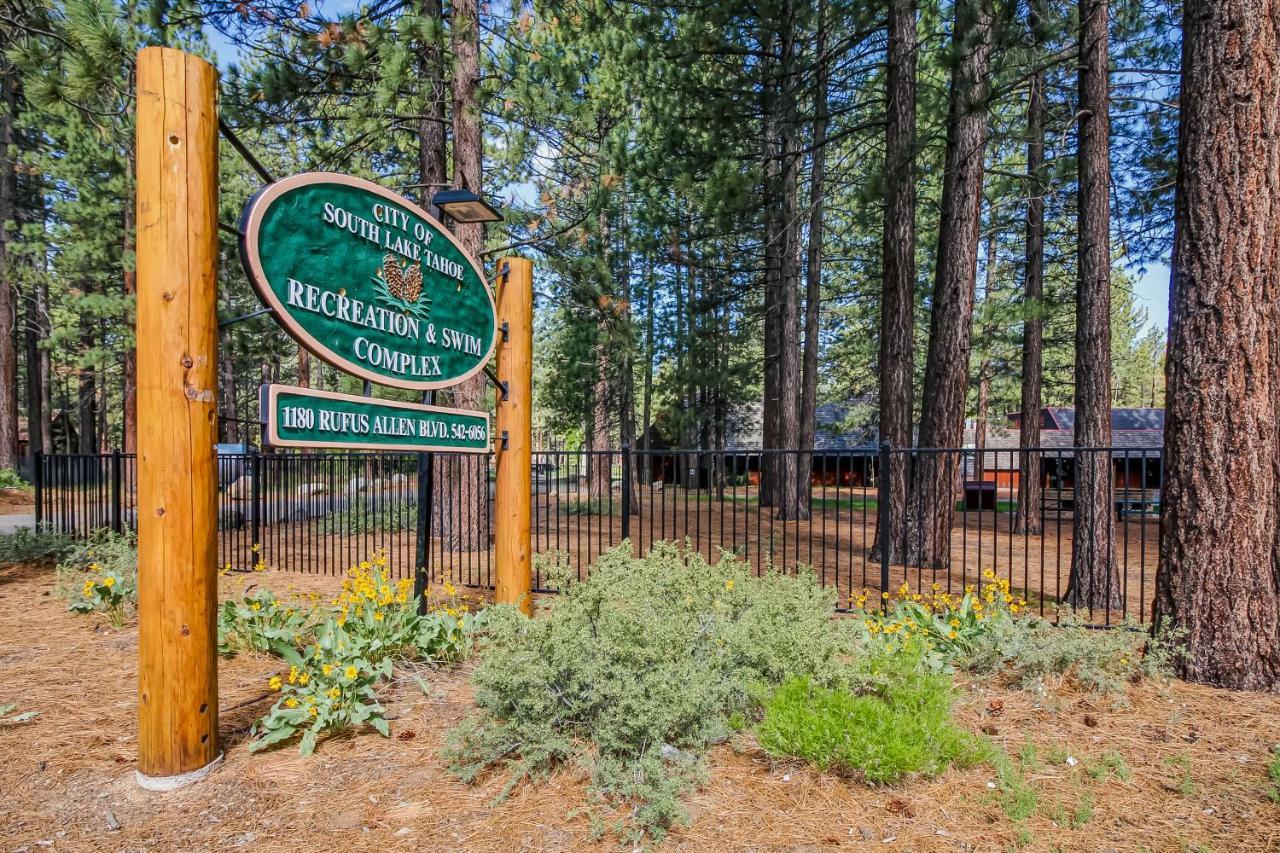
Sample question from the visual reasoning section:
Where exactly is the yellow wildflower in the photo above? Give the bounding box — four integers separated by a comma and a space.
284, 697, 299, 709
344, 665, 358, 680
268, 675, 282, 690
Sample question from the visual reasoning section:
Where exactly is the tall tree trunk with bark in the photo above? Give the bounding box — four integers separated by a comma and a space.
617, 187, 639, 516
1067, 0, 1121, 610
874, 0, 917, 561
773, 0, 807, 520
1153, 0, 1280, 691
640, 263, 655, 484
760, 25, 781, 509
77, 341, 97, 455
220, 345, 239, 444
443, 0, 487, 553
589, 201, 614, 503
1015, 10, 1046, 535
799, 0, 829, 499
0, 63, 18, 470
904, 0, 993, 568
974, 236, 997, 452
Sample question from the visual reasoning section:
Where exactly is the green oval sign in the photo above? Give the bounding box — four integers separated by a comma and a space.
239, 172, 497, 391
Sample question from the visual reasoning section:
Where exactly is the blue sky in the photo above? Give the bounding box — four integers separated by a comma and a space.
1132, 262, 1171, 332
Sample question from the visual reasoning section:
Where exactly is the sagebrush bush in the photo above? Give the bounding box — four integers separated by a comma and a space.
757, 652, 990, 784
961, 609, 1177, 693
444, 542, 855, 843
0, 526, 74, 566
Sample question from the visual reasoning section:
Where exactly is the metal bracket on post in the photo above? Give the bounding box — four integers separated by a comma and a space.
483, 364, 509, 400
500, 430, 509, 451
501, 321, 509, 343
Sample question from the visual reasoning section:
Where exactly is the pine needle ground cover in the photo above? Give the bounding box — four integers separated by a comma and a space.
2, 539, 1280, 850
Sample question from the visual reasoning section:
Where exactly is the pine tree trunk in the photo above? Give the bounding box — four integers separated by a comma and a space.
640, 264, 655, 484
220, 346, 239, 445
760, 25, 780, 508
905, 0, 992, 569
974, 237, 996, 452
588, 203, 614, 502
441, 0, 487, 554
121, 139, 137, 453
0, 63, 18, 470
799, 0, 828, 505
1153, 0, 1280, 691
617, 188, 639, 516
773, 0, 806, 521
874, 0, 917, 562
1066, 0, 1121, 611
77, 351, 97, 455
1015, 12, 1046, 536
37, 277, 50, 455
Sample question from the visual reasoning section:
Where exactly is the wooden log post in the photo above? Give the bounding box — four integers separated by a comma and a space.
494, 257, 533, 613
135, 46, 222, 788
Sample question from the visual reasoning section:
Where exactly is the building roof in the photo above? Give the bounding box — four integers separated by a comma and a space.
1042, 407, 1165, 431
724, 397, 878, 451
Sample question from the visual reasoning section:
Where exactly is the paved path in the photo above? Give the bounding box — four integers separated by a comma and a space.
0, 514, 35, 535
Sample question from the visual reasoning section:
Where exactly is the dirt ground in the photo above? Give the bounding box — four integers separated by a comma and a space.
3, 560, 1280, 852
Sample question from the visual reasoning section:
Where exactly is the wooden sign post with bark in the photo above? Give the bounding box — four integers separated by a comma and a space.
134, 46, 222, 789
131, 43, 533, 786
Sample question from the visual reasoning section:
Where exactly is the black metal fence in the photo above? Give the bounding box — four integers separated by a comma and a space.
33, 445, 1163, 623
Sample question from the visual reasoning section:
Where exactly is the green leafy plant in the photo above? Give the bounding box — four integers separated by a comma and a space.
0, 526, 74, 566
218, 587, 312, 655
0, 468, 30, 492
251, 638, 392, 756
853, 569, 1026, 670
757, 656, 991, 784
445, 543, 852, 844
238, 553, 487, 755
55, 530, 137, 627
0, 703, 40, 725
1267, 747, 1280, 804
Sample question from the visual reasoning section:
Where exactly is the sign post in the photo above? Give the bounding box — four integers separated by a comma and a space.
134, 46, 222, 789
495, 258, 534, 613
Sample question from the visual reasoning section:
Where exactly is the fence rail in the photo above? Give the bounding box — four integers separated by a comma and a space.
33, 444, 1163, 624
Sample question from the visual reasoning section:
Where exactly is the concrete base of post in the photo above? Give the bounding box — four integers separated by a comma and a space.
135, 753, 224, 792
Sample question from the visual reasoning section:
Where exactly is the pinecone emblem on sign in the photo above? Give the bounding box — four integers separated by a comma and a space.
381, 253, 423, 304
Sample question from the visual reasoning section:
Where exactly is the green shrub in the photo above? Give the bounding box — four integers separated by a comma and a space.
0, 468, 30, 492
757, 655, 990, 784
444, 542, 853, 843
320, 498, 417, 533
0, 526, 74, 566
562, 497, 618, 516
962, 610, 1179, 694
55, 530, 137, 627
